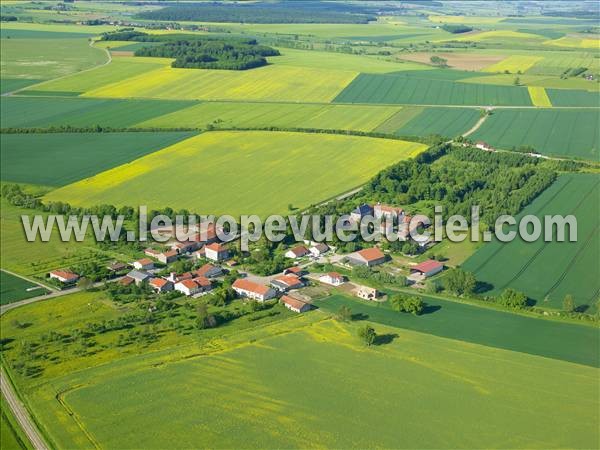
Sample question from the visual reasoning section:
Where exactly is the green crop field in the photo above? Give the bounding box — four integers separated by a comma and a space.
392, 107, 481, 138
0, 97, 197, 129
1, 396, 31, 450
43, 130, 427, 217
0, 270, 49, 305
546, 88, 600, 107
471, 109, 599, 159
315, 294, 599, 367
1, 131, 195, 186
463, 174, 600, 311
4, 313, 597, 449
137, 101, 400, 132
334, 72, 534, 106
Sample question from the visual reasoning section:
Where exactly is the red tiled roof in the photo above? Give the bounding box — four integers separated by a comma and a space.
136, 258, 153, 266
233, 278, 271, 296
285, 266, 303, 274
412, 260, 443, 274
274, 275, 302, 287
327, 272, 343, 280
281, 295, 308, 310
150, 278, 169, 288
119, 276, 134, 286
194, 276, 211, 287
289, 245, 309, 256
178, 279, 198, 290
50, 269, 78, 280
195, 263, 218, 277
206, 243, 225, 252
162, 250, 178, 257
357, 247, 385, 262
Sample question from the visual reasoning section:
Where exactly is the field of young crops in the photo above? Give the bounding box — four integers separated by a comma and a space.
43, 130, 426, 217
546, 88, 600, 107
463, 174, 600, 311
0, 270, 49, 305
471, 109, 599, 159
1, 131, 195, 186
1, 97, 197, 129
393, 107, 481, 138
11, 315, 598, 449
334, 72, 534, 106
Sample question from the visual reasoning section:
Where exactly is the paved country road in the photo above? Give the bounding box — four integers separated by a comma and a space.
1, 369, 49, 450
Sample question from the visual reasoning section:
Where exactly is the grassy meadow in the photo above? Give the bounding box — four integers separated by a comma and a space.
463, 174, 600, 311
3, 313, 597, 449
43, 131, 427, 216
1, 132, 195, 186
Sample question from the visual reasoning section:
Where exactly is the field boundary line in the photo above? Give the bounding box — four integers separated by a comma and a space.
55, 387, 101, 449
461, 109, 489, 137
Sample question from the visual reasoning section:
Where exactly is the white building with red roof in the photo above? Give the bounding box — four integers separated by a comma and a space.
410, 260, 444, 278
133, 258, 154, 270
175, 277, 212, 296
232, 279, 276, 302
270, 274, 304, 292
204, 243, 229, 262
319, 272, 345, 286
49, 269, 79, 284
346, 247, 387, 267
285, 245, 310, 259
281, 295, 311, 313
149, 278, 174, 293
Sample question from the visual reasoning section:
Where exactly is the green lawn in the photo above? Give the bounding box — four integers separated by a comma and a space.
43, 130, 427, 217
8, 315, 598, 449
470, 109, 599, 160
1, 131, 195, 186
463, 173, 600, 311
0, 271, 49, 305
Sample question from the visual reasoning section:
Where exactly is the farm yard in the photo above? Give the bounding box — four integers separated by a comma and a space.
1, 3, 599, 449
471, 109, 599, 159
43, 131, 427, 216
463, 174, 600, 311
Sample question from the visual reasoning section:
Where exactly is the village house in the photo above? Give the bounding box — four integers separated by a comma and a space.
107, 262, 127, 273
283, 266, 306, 277
270, 274, 304, 292
133, 258, 154, 271
309, 243, 329, 258
410, 260, 444, 278
346, 247, 387, 267
192, 248, 205, 260
475, 141, 494, 152
126, 269, 151, 285
350, 204, 374, 223
319, 272, 345, 286
204, 243, 229, 262
144, 248, 161, 259
175, 277, 212, 296
354, 285, 379, 301
374, 203, 404, 222
285, 245, 310, 259
171, 240, 200, 254
149, 278, 174, 294
119, 276, 135, 287
232, 279, 276, 302
281, 295, 311, 313
194, 263, 223, 279
49, 269, 79, 284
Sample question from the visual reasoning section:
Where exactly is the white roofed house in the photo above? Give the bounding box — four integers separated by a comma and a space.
127, 270, 151, 285
232, 279, 276, 302
309, 243, 329, 258
319, 272, 345, 286
350, 204, 374, 223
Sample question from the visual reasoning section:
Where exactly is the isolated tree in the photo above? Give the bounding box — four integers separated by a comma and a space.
513, 77, 521, 86
357, 324, 376, 347
497, 288, 528, 309
562, 294, 575, 313
336, 305, 352, 322
443, 268, 476, 296
390, 294, 424, 315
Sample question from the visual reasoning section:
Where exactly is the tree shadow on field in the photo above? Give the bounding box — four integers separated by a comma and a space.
575, 304, 589, 313
421, 304, 441, 315
474, 281, 494, 294
351, 312, 369, 321
373, 333, 398, 346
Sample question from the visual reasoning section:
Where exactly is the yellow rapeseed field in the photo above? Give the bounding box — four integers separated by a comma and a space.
544, 36, 600, 49
44, 130, 427, 217
483, 55, 543, 73
528, 86, 552, 107
83, 64, 359, 102
429, 15, 505, 24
